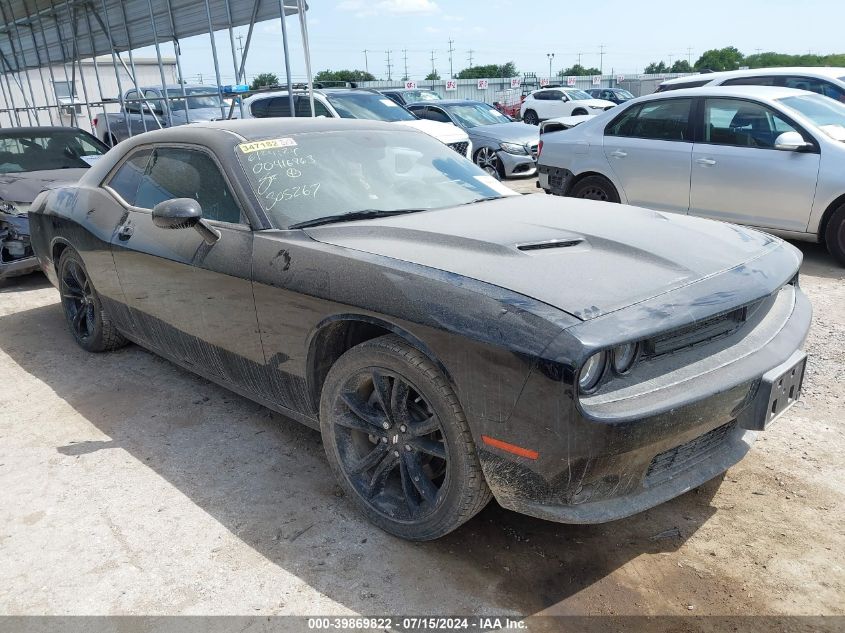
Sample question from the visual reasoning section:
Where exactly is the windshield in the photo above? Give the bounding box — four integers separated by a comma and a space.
564, 89, 593, 100
235, 129, 515, 228
326, 92, 417, 122
165, 88, 223, 111
443, 103, 511, 128
403, 90, 441, 102
778, 94, 845, 140
615, 89, 635, 99
0, 130, 107, 174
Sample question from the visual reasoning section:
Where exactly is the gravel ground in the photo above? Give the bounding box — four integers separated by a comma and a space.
0, 182, 842, 620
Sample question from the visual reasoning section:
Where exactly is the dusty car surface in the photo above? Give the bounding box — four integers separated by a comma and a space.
29, 118, 811, 540
0, 126, 108, 279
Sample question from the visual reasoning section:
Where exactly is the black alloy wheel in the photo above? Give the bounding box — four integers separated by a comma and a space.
320, 335, 491, 540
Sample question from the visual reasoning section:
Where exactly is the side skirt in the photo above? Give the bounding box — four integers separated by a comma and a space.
118, 331, 321, 432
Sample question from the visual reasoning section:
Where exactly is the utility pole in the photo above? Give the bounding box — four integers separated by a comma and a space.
687, 47, 693, 65
363, 49, 369, 74
402, 49, 408, 80
577, 52, 582, 67
668, 53, 674, 68
236, 35, 245, 82
447, 38, 455, 78
599, 44, 605, 75
430, 50, 436, 78
385, 50, 393, 81
547, 52, 554, 78
467, 49, 474, 68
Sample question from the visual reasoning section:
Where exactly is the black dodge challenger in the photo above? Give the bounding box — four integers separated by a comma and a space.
28, 118, 811, 540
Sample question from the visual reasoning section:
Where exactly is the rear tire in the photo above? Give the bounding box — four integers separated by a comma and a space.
569, 175, 620, 203
58, 248, 127, 353
320, 334, 491, 540
824, 203, 845, 267
523, 110, 539, 125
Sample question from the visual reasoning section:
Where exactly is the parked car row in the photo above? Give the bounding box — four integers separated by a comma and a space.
536, 85, 845, 266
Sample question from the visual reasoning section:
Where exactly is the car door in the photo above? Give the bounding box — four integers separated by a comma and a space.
602, 97, 694, 213
541, 90, 564, 119
689, 97, 820, 232
107, 144, 269, 395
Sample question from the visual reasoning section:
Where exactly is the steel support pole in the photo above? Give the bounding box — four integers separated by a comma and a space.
163, 0, 190, 123
94, 0, 131, 135
0, 50, 31, 125
225, 0, 260, 120
0, 66, 13, 126
203, 0, 227, 119
20, 1, 55, 124
51, 15, 78, 126
223, 0, 244, 117
63, 2, 95, 131
30, 0, 62, 126
278, 0, 295, 116
82, 8, 111, 141
146, 0, 174, 126
117, 0, 149, 132
2, 1, 41, 124
296, 0, 313, 117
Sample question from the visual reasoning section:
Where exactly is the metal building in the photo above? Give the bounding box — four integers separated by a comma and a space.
0, 0, 310, 133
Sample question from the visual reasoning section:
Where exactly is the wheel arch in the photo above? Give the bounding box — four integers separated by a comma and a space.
305, 314, 455, 413
566, 170, 622, 198
50, 237, 73, 274
818, 193, 845, 243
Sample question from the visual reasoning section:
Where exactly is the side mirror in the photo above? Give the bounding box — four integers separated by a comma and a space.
153, 198, 221, 244
774, 131, 811, 151
153, 198, 201, 229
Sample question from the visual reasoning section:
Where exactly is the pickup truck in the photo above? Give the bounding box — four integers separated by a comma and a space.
93, 84, 229, 146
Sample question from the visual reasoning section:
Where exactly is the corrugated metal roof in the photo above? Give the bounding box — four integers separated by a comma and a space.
0, 0, 305, 72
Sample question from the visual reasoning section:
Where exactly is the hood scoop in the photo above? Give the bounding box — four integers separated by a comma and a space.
517, 238, 583, 252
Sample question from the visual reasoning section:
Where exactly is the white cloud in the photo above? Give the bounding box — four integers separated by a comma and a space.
337, 0, 439, 17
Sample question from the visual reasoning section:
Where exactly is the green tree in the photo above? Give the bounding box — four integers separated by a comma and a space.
644, 61, 669, 74
425, 70, 441, 80
456, 62, 517, 79
249, 72, 279, 90
694, 46, 744, 71
745, 51, 845, 68
313, 69, 376, 83
670, 59, 693, 73
559, 64, 601, 77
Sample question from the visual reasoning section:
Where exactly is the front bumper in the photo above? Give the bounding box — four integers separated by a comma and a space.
477, 277, 811, 524
498, 150, 537, 178
0, 255, 39, 279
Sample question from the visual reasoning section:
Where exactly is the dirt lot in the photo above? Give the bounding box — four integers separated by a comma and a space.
0, 183, 843, 621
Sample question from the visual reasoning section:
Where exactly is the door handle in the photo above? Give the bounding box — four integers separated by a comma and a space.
696, 157, 717, 166
610, 150, 627, 158
117, 223, 134, 241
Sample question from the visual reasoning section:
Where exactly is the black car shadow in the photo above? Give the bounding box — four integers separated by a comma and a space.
0, 293, 726, 616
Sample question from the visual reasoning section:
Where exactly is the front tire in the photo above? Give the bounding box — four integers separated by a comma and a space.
320, 335, 491, 540
474, 146, 503, 179
569, 175, 620, 203
523, 109, 539, 125
824, 203, 845, 267
58, 248, 127, 352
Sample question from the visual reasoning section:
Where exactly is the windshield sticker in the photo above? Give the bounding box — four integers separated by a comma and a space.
474, 175, 519, 196
80, 155, 102, 166
238, 138, 297, 154
379, 99, 399, 107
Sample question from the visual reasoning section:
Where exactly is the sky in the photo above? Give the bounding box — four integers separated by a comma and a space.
135, 0, 845, 86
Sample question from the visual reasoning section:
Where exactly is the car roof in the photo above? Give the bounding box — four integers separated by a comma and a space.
661, 67, 845, 86
243, 87, 377, 103
638, 85, 814, 101
409, 99, 485, 106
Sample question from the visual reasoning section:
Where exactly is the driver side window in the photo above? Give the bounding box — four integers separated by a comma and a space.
134, 147, 243, 224
703, 98, 800, 149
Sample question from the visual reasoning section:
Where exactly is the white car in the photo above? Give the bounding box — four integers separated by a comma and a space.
520, 88, 616, 126
658, 66, 845, 103
242, 88, 472, 157
536, 85, 845, 266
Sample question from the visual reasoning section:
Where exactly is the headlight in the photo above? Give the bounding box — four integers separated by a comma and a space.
588, 105, 605, 110
579, 352, 607, 393
500, 142, 528, 155
611, 343, 639, 375
0, 201, 29, 216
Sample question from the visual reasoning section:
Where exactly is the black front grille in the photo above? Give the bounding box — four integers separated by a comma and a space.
645, 304, 755, 358
646, 421, 736, 484
448, 141, 468, 156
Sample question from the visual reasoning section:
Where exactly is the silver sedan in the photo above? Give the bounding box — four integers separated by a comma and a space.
407, 100, 539, 178
537, 85, 845, 266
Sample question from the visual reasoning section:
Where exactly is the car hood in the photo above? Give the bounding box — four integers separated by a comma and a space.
303, 195, 784, 320
0, 168, 89, 204
578, 98, 616, 109
470, 122, 538, 145
396, 119, 468, 144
